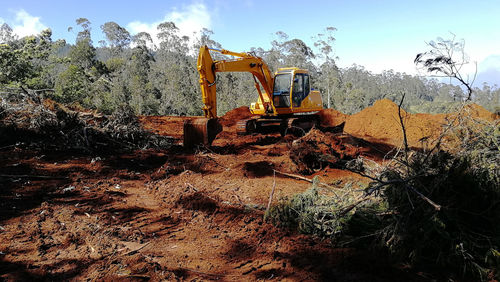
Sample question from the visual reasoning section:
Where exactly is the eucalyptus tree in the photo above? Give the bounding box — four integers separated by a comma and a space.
68, 18, 97, 70
56, 18, 110, 107
157, 21, 185, 53
127, 45, 159, 114
72, 18, 92, 43
0, 44, 32, 86
0, 28, 57, 90
313, 27, 341, 108
101, 21, 131, 58
192, 28, 221, 53
0, 23, 17, 44
132, 32, 154, 50
152, 21, 200, 115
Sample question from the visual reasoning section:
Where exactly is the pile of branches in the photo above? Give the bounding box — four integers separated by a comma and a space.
358, 149, 498, 280
347, 104, 500, 280
0, 92, 173, 152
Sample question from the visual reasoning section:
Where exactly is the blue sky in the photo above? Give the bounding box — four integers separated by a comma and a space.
1, 0, 499, 80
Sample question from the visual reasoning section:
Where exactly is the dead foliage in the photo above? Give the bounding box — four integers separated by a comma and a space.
0, 93, 172, 152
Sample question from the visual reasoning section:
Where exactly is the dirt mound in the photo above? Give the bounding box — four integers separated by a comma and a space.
344, 99, 498, 148
344, 99, 443, 147
219, 106, 253, 127
345, 99, 408, 144
289, 128, 359, 174
317, 108, 347, 127
463, 103, 499, 121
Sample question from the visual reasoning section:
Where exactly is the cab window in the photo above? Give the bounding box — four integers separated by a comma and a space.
304, 74, 310, 96
273, 73, 291, 108
292, 74, 310, 107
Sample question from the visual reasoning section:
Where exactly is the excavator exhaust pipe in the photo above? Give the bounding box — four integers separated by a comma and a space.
183, 118, 222, 148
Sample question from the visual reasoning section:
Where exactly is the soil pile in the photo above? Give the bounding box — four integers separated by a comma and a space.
344, 99, 414, 145
219, 106, 253, 127
317, 108, 347, 127
343, 99, 499, 148
289, 128, 359, 174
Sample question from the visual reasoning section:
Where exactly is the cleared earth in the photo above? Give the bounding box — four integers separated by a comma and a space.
1, 100, 497, 281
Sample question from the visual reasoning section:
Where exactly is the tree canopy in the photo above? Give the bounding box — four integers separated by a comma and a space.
0, 21, 498, 115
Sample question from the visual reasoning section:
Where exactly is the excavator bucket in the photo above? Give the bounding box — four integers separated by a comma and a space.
183, 118, 222, 148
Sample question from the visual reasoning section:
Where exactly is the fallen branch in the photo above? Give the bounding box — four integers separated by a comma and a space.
185, 182, 199, 192
338, 197, 371, 217
363, 175, 441, 211
0, 144, 23, 150
405, 184, 441, 211
273, 170, 340, 198
397, 93, 410, 155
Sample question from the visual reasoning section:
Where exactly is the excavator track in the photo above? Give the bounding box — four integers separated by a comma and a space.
280, 115, 319, 136
236, 118, 259, 135
236, 115, 319, 136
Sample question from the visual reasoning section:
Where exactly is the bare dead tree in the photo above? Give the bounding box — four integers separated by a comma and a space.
414, 33, 476, 100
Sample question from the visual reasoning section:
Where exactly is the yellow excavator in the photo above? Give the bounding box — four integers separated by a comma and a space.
183, 45, 323, 147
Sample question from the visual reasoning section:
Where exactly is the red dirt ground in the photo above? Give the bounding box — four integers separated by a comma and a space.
1, 100, 497, 281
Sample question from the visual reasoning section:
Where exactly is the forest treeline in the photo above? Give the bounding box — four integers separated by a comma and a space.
0, 19, 498, 115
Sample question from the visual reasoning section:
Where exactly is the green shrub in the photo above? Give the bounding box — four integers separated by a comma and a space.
268, 179, 369, 239
54, 64, 91, 104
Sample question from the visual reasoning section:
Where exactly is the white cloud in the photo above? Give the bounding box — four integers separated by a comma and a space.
127, 2, 211, 47
10, 9, 47, 38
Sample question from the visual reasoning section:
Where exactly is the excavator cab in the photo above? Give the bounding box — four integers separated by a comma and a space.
269, 68, 319, 114
272, 70, 311, 109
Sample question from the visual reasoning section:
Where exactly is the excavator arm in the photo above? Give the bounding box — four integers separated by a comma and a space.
184, 46, 276, 147
197, 45, 275, 118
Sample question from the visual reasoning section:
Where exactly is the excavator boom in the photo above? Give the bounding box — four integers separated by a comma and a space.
198, 46, 275, 117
